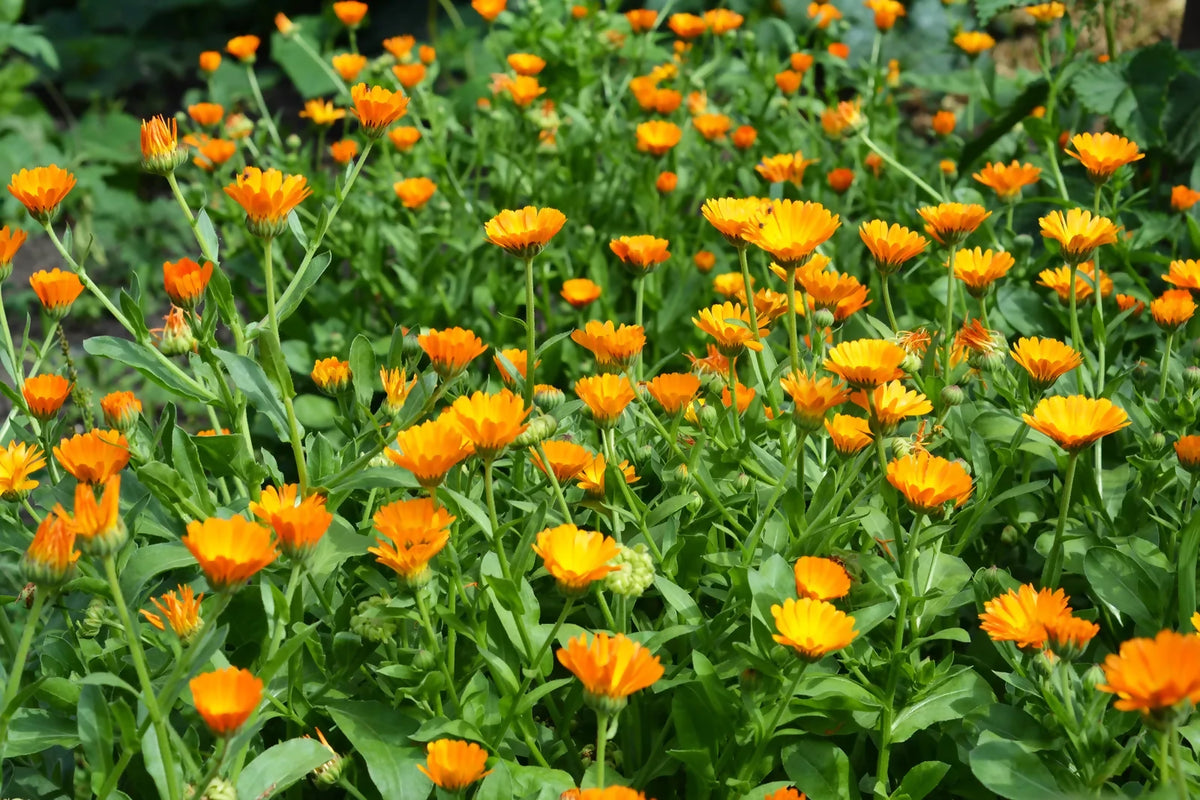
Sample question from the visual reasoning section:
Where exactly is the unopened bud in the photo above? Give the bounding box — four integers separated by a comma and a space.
890, 437, 913, 458
813, 308, 836, 329
514, 414, 557, 447
1000, 525, 1020, 545
1148, 432, 1166, 451
1184, 366, 1200, 390
349, 595, 397, 643
604, 543, 655, 597
698, 403, 719, 428
902, 354, 922, 374
286, 133, 302, 150
940, 384, 964, 407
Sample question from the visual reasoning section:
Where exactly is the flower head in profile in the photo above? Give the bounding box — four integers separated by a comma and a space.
333, 1, 369, 26
379, 367, 418, 417
226, 35, 260, 61
1023, 395, 1130, 453
350, 83, 409, 137
532, 439, 595, 483
917, 203, 991, 246
886, 452, 972, 517
825, 414, 872, 455
22, 512, 79, 588
780, 372, 850, 430
571, 321, 646, 371
311, 358, 351, 396
979, 584, 1071, 650
610, 235, 670, 273
224, 167, 311, 238
952, 248, 1014, 296
386, 417, 473, 487
329, 138, 359, 164
1098, 630, 1200, 715
576, 453, 637, 498
646, 373, 702, 415
953, 31, 995, 56
394, 177, 437, 210
446, 389, 530, 460
23, 374, 72, 422
0, 442, 45, 502
507, 53, 546, 76
557, 632, 663, 711
189, 667, 263, 736
972, 161, 1042, 202
746, 199, 840, 267
99, 391, 141, 433
852, 381, 932, 432
1043, 614, 1100, 659
140, 116, 186, 174
1163, 259, 1200, 291
55, 429, 129, 484
794, 556, 851, 600
1150, 289, 1197, 331
772, 597, 857, 661
1171, 186, 1200, 213
182, 516, 279, 592
721, 381, 756, 414
162, 258, 213, 311
625, 9, 658, 31
561, 278, 601, 308
823, 339, 907, 389
693, 302, 766, 358
199, 51, 221, 73
795, 262, 863, 311
9, 165, 76, 222
142, 585, 205, 642
859, 221, 928, 276
668, 12, 707, 38
505, 75, 547, 107
575, 374, 636, 428
635, 120, 683, 156
389, 126, 421, 151
485, 206, 567, 259
371, 497, 454, 588
756, 152, 817, 185
1039, 209, 1119, 265
1037, 261, 1113, 303
300, 99, 346, 127
0, 225, 26, 280
262, 494, 333, 561
1010, 337, 1082, 391
1024, 2, 1066, 23
193, 138, 237, 171
419, 740, 491, 790
693, 113, 732, 141
702, 197, 769, 248
392, 62, 427, 88
472, 0, 506, 21
419, 327, 487, 378
1066, 132, 1144, 183
533, 524, 621, 595
866, 0, 905, 30
1175, 435, 1200, 472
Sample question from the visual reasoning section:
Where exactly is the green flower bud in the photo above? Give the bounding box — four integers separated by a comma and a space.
604, 544, 655, 598
1184, 366, 1200, 390
514, 414, 558, 447
349, 595, 397, 643
940, 384, 964, 407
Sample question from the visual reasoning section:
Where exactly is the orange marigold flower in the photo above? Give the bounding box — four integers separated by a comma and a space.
865, 0, 906, 30
755, 152, 817, 186
394, 177, 437, 210
732, 125, 757, 149
702, 197, 769, 248
557, 632, 664, 708
791, 52, 815, 73
351, 83, 409, 137
99, 391, 141, 432
22, 374, 71, 422
9, 165, 76, 222
772, 597, 857, 660
29, 268, 84, 319
1098, 630, 1200, 714
571, 320, 646, 370
505, 75, 547, 107
393, 62, 428, 88
646, 372, 702, 415
1115, 293, 1145, 315
533, 439, 595, 483
886, 451, 971, 515
625, 9, 658, 31
859, 220, 929, 276
704, 8, 744, 33
329, 138, 359, 164
794, 262, 862, 311
746, 199, 840, 267
823, 339, 907, 389
188, 103, 224, 127
827, 167, 854, 194
775, 70, 802, 95
485, 206, 567, 259
686, 343, 730, 375
1039, 208, 1119, 264
692, 113, 731, 141
825, 413, 872, 455
248, 483, 300, 521
953, 30, 995, 56
1151, 288, 1197, 330
446, 389, 530, 459
693, 302, 766, 357
1163, 259, 1200, 290
199, 51, 221, 73
226, 35, 261, 62
575, 374, 636, 428
693, 251, 717, 273
852, 380, 932, 430
1066, 132, 1144, 183
610, 235, 670, 272
780, 371, 850, 430
561, 277, 601, 308
0, 225, 26, 279
764, 790, 807, 800
1037, 261, 1113, 303
386, 417, 473, 487
1175, 435, 1200, 471
332, 1, 369, 27
141, 585, 205, 641
274, 12, 295, 35
1043, 614, 1100, 658
379, 367, 417, 416
655, 171, 677, 193
0, 441, 45, 502
300, 99, 346, 127
533, 523, 621, 594
472, 0, 506, 21
263, 494, 333, 560
979, 584, 1071, 650
636, 120, 683, 156
193, 138, 237, 171
576, 453, 637, 497
917, 202, 991, 246
1170, 185, 1200, 213
794, 556, 851, 600
931, 110, 956, 137
371, 496, 454, 586
418, 740, 492, 790
1024, 2, 1066, 23
311, 357, 351, 396
419, 327, 487, 378
808, 2, 843, 28
162, 257, 213, 310
865, 152, 883, 179
224, 167, 311, 238
952, 247, 1014, 296
1023, 395, 1130, 452
820, 98, 861, 138
22, 512, 78, 588
668, 12, 707, 38
389, 126, 422, 151
183, 515, 278, 592
973, 160, 1042, 202
1010, 337, 1082, 390
507, 53, 546, 76
189, 667, 263, 736
721, 381, 756, 414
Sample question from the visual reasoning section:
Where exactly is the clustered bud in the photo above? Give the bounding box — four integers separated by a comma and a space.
604, 544, 655, 597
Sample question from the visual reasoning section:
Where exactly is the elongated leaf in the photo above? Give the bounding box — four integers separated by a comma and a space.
214, 349, 293, 440
237, 738, 334, 799
83, 336, 214, 403
274, 251, 333, 326
970, 738, 1063, 799
891, 668, 993, 744
325, 701, 427, 800
349, 334, 376, 408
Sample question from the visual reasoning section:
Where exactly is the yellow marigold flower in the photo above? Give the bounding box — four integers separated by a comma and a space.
668, 12, 707, 38
979, 584, 1071, 650
263, 494, 333, 561
852, 380, 932, 431
311, 357, 351, 396
823, 339, 907, 389
952, 247, 1014, 296
502, 75, 544, 107
794, 556, 851, 600
532, 439, 595, 483
189, 667, 263, 736
1023, 395, 1130, 453
635, 120, 683, 156
704, 8, 743, 33
859, 220, 928, 276
162, 258, 213, 311
1163, 259, 1200, 290
8, 165, 76, 222
825, 413, 872, 455
1024, 2, 1065, 23
199, 51, 221, 73
755, 152, 817, 186
300, 99, 346, 127
141, 585, 205, 641
576, 454, 637, 497
183, 516, 279, 592
721, 381, 756, 414
1175, 435, 1200, 472
379, 368, 418, 416
1066, 132, 1144, 183
575, 374, 636, 428
972, 160, 1042, 202
693, 302, 766, 358
225, 35, 260, 62
418, 327, 487, 378
1151, 289, 1197, 331
747, 287, 791, 326
386, 417, 473, 487
370, 496, 454, 587
820, 98, 861, 137
0, 442, 45, 502
22, 374, 72, 422
610, 235, 670, 272
795, 262, 863, 311
1037, 261, 1112, 303
780, 371, 850, 430
953, 31, 995, 56
484, 206, 567, 259
772, 597, 857, 661
248, 483, 299, 521
224, 167, 311, 239
1171, 185, 1200, 213
746, 199, 840, 267
557, 632, 663, 711
886, 451, 971, 515
1039, 208, 1119, 265
446, 389, 530, 459
533, 524, 621, 595
22, 512, 78, 589
917, 202, 991, 246
418, 740, 491, 790
350, 83, 409, 137
646, 373, 701, 415
472, 0, 506, 21
1098, 631, 1200, 714
865, 0, 906, 30
99, 391, 141, 432
507, 53, 546, 76
713, 272, 748, 299
333, 1, 369, 26
29, 268, 84, 320
570, 320, 646, 371
561, 278, 601, 308
702, 197, 769, 248
1010, 337, 1082, 390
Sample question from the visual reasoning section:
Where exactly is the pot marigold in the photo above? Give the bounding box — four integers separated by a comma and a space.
795, 262, 863, 310
0, 442, 45, 502
780, 371, 850, 430
351, 83, 409, 137
1098, 630, 1200, 714
979, 584, 1071, 650
576, 374, 636, 428
561, 278, 601, 308
646, 373, 701, 415
472, 0, 506, 21
931, 110, 956, 137
693, 113, 732, 141
0, 225, 26, 278
505, 75, 546, 107
371, 496, 454, 587
533, 439, 595, 483
952, 247, 1014, 296
954, 30, 995, 56
507, 53, 546, 76
1171, 185, 1200, 213
163, 258, 213, 310
262, 494, 333, 560
756, 152, 818, 186
823, 339, 907, 389
55, 429, 129, 484
485, 206, 567, 259
386, 417, 473, 487
394, 177, 437, 210
625, 9, 658, 31
1150, 289, 1197, 330
226, 35, 260, 61
668, 12, 707, 38
22, 512, 78, 589
576, 453, 637, 497
199, 51, 221, 73
333, 1, 368, 26
825, 414, 872, 455
300, 99, 346, 127
419, 740, 491, 790
29, 268, 84, 319
9, 165, 76, 222
311, 358, 351, 396
746, 199, 840, 267
693, 302, 766, 357
859, 220, 929, 275
329, 138, 359, 164
972, 160, 1041, 202
533, 524, 621, 595
721, 381, 756, 414
610, 235, 670, 272
702, 197, 768, 248
140, 115, 186, 174
142, 584, 204, 641
388, 126, 421, 151
446, 389, 530, 460
557, 632, 663, 710
1066, 132, 1144, 183
772, 597, 857, 660
22, 374, 72, 422
1010, 337, 1082, 390
1037, 261, 1113, 303
571, 320, 646, 370
886, 451, 972, 516
794, 556, 851, 600
635, 120, 682, 156
1175, 435, 1200, 471
917, 203, 991, 246
853, 380, 932, 431
99, 391, 141, 433
189, 667, 263, 736
1039, 208, 1119, 264
224, 167, 312, 238
1023, 395, 1130, 452
418, 326, 487, 377
183, 515, 279, 592
1163, 259, 1200, 290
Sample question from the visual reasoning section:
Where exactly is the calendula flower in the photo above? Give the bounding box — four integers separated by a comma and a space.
952, 247, 1014, 296
224, 167, 312, 238
756, 152, 818, 186
141, 585, 205, 641
63, 474, 124, 555
226, 35, 260, 62
820, 98, 861, 136
329, 138, 359, 164
274, 12, 295, 35
772, 597, 857, 660
655, 171, 677, 193
532, 439, 595, 483
22, 512, 78, 589
972, 161, 1042, 202
561, 278, 601, 308
333, 1, 369, 26
775, 69, 802, 95
808, 2, 842, 27
704, 8, 743, 33
693, 302, 766, 358
979, 584, 1071, 650
533, 524, 621, 595
54, 429, 128, 484
1037, 261, 1113, 303
1043, 614, 1100, 659
692, 113, 732, 141
1115, 293, 1145, 315
931, 110, 956, 136
557, 632, 664, 711
189, 667, 263, 736
392, 62, 427, 88
484, 206, 567, 259
575, 374, 636, 428
370, 496, 454, 587
199, 51, 221, 73
576, 453, 637, 497
764, 790, 806, 800
1175, 435, 1200, 471
1023, 395, 1130, 452
507, 53, 546, 76
378, 367, 417, 416
22, 374, 72, 422
746, 199, 840, 267
183, 516, 278, 592
1163, 259, 1200, 290
702, 197, 769, 248
418, 327, 487, 378
300, 99, 346, 127
472, 0, 506, 21
311, 358, 351, 396
140, 115, 186, 175
1039, 208, 1119, 265
886, 451, 972, 515
394, 177, 437, 210
1066, 132, 1144, 183
248, 483, 300, 521
1010, 337, 1082, 390
721, 381, 756, 414
646, 373, 702, 415
780, 372, 850, 430
263, 495, 333, 560
28, 268, 83, 320
99, 391, 141, 432
917, 203, 991, 246
731, 125, 757, 150
389, 126, 421, 151
570, 320, 646, 371
794, 556, 851, 600
1170, 185, 1200, 212
418, 740, 491, 790
505, 75, 546, 107
668, 12, 707, 38
865, 0, 906, 30
824, 339, 907, 389
8, 165, 76, 222
635, 120, 683, 156
0, 442, 45, 502
351, 83, 409, 137
383, 36, 415, 61
610, 235, 670, 273
859, 221, 929, 276
953, 31, 995, 56
386, 417, 473, 487
1098, 630, 1200, 714
827, 168, 854, 194
853, 380, 932, 431
493, 348, 531, 387
1024, 2, 1066, 23
162, 258, 213, 311
826, 413, 872, 455
0, 225, 26, 280
1151, 289, 1197, 330
193, 138, 237, 171
793, 262, 863, 311
625, 9, 658, 31
447, 389, 530, 459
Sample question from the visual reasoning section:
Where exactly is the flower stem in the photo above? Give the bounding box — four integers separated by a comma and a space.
193, 738, 229, 800
0, 285, 25, 388
942, 244, 958, 381
263, 561, 302, 665
245, 65, 284, 150
880, 275, 898, 331
1041, 451, 1080, 588
595, 710, 611, 787
737, 247, 775, 414
860, 131, 943, 202
785, 276, 801, 374
263, 237, 309, 493
727, 355, 741, 441
0, 589, 46, 751
414, 586, 462, 714
523, 255, 538, 410
1160, 330, 1175, 401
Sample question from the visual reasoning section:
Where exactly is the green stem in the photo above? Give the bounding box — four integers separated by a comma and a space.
880, 275, 898, 331
1041, 452, 1080, 587
727, 355, 741, 441
860, 131, 943, 202
942, 243, 958, 381
0, 285, 24, 388
193, 738, 229, 800
492, 597, 573, 745
595, 710, 611, 788
0, 589, 46, 750
524, 256, 537, 410
483, 458, 514, 582
414, 586, 462, 714
263, 562, 302, 665
741, 664, 807, 784
741, 431, 804, 566
245, 65, 284, 150
534, 442, 574, 523
785, 274, 801, 374
1170, 718, 1188, 800
293, 35, 350, 98
737, 247, 777, 416
634, 275, 645, 382
263, 238, 309, 493
1160, 330, 1176, 401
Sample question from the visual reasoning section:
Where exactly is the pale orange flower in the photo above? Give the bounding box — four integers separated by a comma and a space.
394, 177, 437, 210
571, 320, 646, 370
1163, 259, 1200, 290
561, 278, 601, 308
532, 439, 595, 483
755, 152, 817, 186
693, 302, 766, 357
636, 120, 683, 156
646, 373, 702, 415
386, 417, 473, 487
952, 247, 1014, 295
332, 53, 368, 82
1066, 132, 1144, 183
886, 451, 972, 515
484, 206, 567, 259
575, 374, 636, 427
1010, 337, 1082, 390
859, 220, 929, 275
972, 161, 1042, 201
823, 339, 907, 388
917, 203, 991, 246
794, 556, 851, 600
1151, 289, 1197, 330
702, 197, 769, 248
610, 235, 670, 272
1023, 395, 1130, 452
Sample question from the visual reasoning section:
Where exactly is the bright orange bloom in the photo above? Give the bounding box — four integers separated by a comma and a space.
472, 0, 506, 21
692, 113, 732, 142
199, 51, 222, 73
953, 31, 995, 56
1066, 132, 1144, 183
1039, 208, 1119, 264
193, 139, 237, 171
492, 348, 530, 387
378, 367, 417, 416
1010, 337, 1082, 390
808, 2, 843, 27
825, 413, 872, 454
189, 667, 263, 736
1024, 2, 1066, 23
388, 126, 422, 151
1151, 289, 1197, 330
1043, 614, 1100, 657
1037, 261, 1113, 303
826, 167, 854, 194
865, 0, 905, 29
188, 102, 224, 127
1098, 630, 1200, 713
99, 391, 141, 432
300, 99, 346, 127
668, 12, 707, 38
575, 453, 637, 497
419, 740, 491, 790
141, 585, 205, 640
22, 374, 72, 422
394, 177, 437, 210
853, 380, 932, 429
973, 160, 1042, 201
1163, 259, 1200, 290
755, 152, 817, 185
655, 171, 677, 193
311, 358, 351, 396
865, 152, 884, 179
820, 98, 861, 137
823, 339, 907, 388
610, 236, 670, 273
264, 494, 333, 560
1115, 293, 1145, 315
8, 165, 76, 221
1175, 435, 1200, 471
886, 451, 972, 515
646, 373, 702, 415
370, 496, 454, 585
731, 125, 757, 149
329, 138, 359, 164
764, 790, 807, 800
504, 75, 546, 107
383, 35, 416, 60
557, 632, 664, 705
22, 512, 78, 588
224, 167, 311, 238
533, 439, 595, 483
704, 8, 744, 33
1171, 185, 1200, 212
721, 381, 756, 414
575, 374, 636, 428
274, 12, 295, 34
248, 483, 300, 521
162, 258, 213, 310
52, 430, 129, 487
780, 371, 850, 429
702, 197, 769, 248
859, 220, 929, 275
625, 9, 658, 31
931, 110, 956, 136
791, 52, 815, 73
0, 225, 25, 278
561, 278, 601, 308
746, 199, 840, 266
952, 247, 1014, 295
775, 70, 802, 95
793, 262, 862, 310
333, 1, 369, 26
393, 62, 428, 88
693, 251, 717, 274
386, 417, 473, 487
794, 556, 851, 600
485, 206, 567, 259
917, 203, 991, 246
636, 120, 683, 156
1024, 395, 1130, 452
533, 524, 621, 594
507, 53, 546, 76
693, 302, 766, 357
979, 584, 1071, 649
772, 597, 857, 660
351, 83, 409, 137
446, 389, 530, 459
183, 516, 278, 592
0, 442, 46, 502
225, 35, 261, 61
418, 327, 487, 378
571, 320, 646, 370
29, 268, 84, 319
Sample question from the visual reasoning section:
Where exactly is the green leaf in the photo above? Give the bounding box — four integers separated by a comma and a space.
652, 575, 703, 625
5, 708, 79, 757
1083, 546, 1161, 630
214, 349, 294, 441
974, 0, 1024, 24
271, 31, 341, 98
969, 738, 1064, 799
891, 668, 993, 744
896, 761, 950, 800
196, 208, 220, 263
83, 336, 214, 403
237, 738, 335, 799
78, 685, 114, 789
324, 701, 428, 800
274, 251, 333, 326
782, 740, 855, 800
349, 334, 377, 408
171, 426, 214, 516
958, 79, 1048, 176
